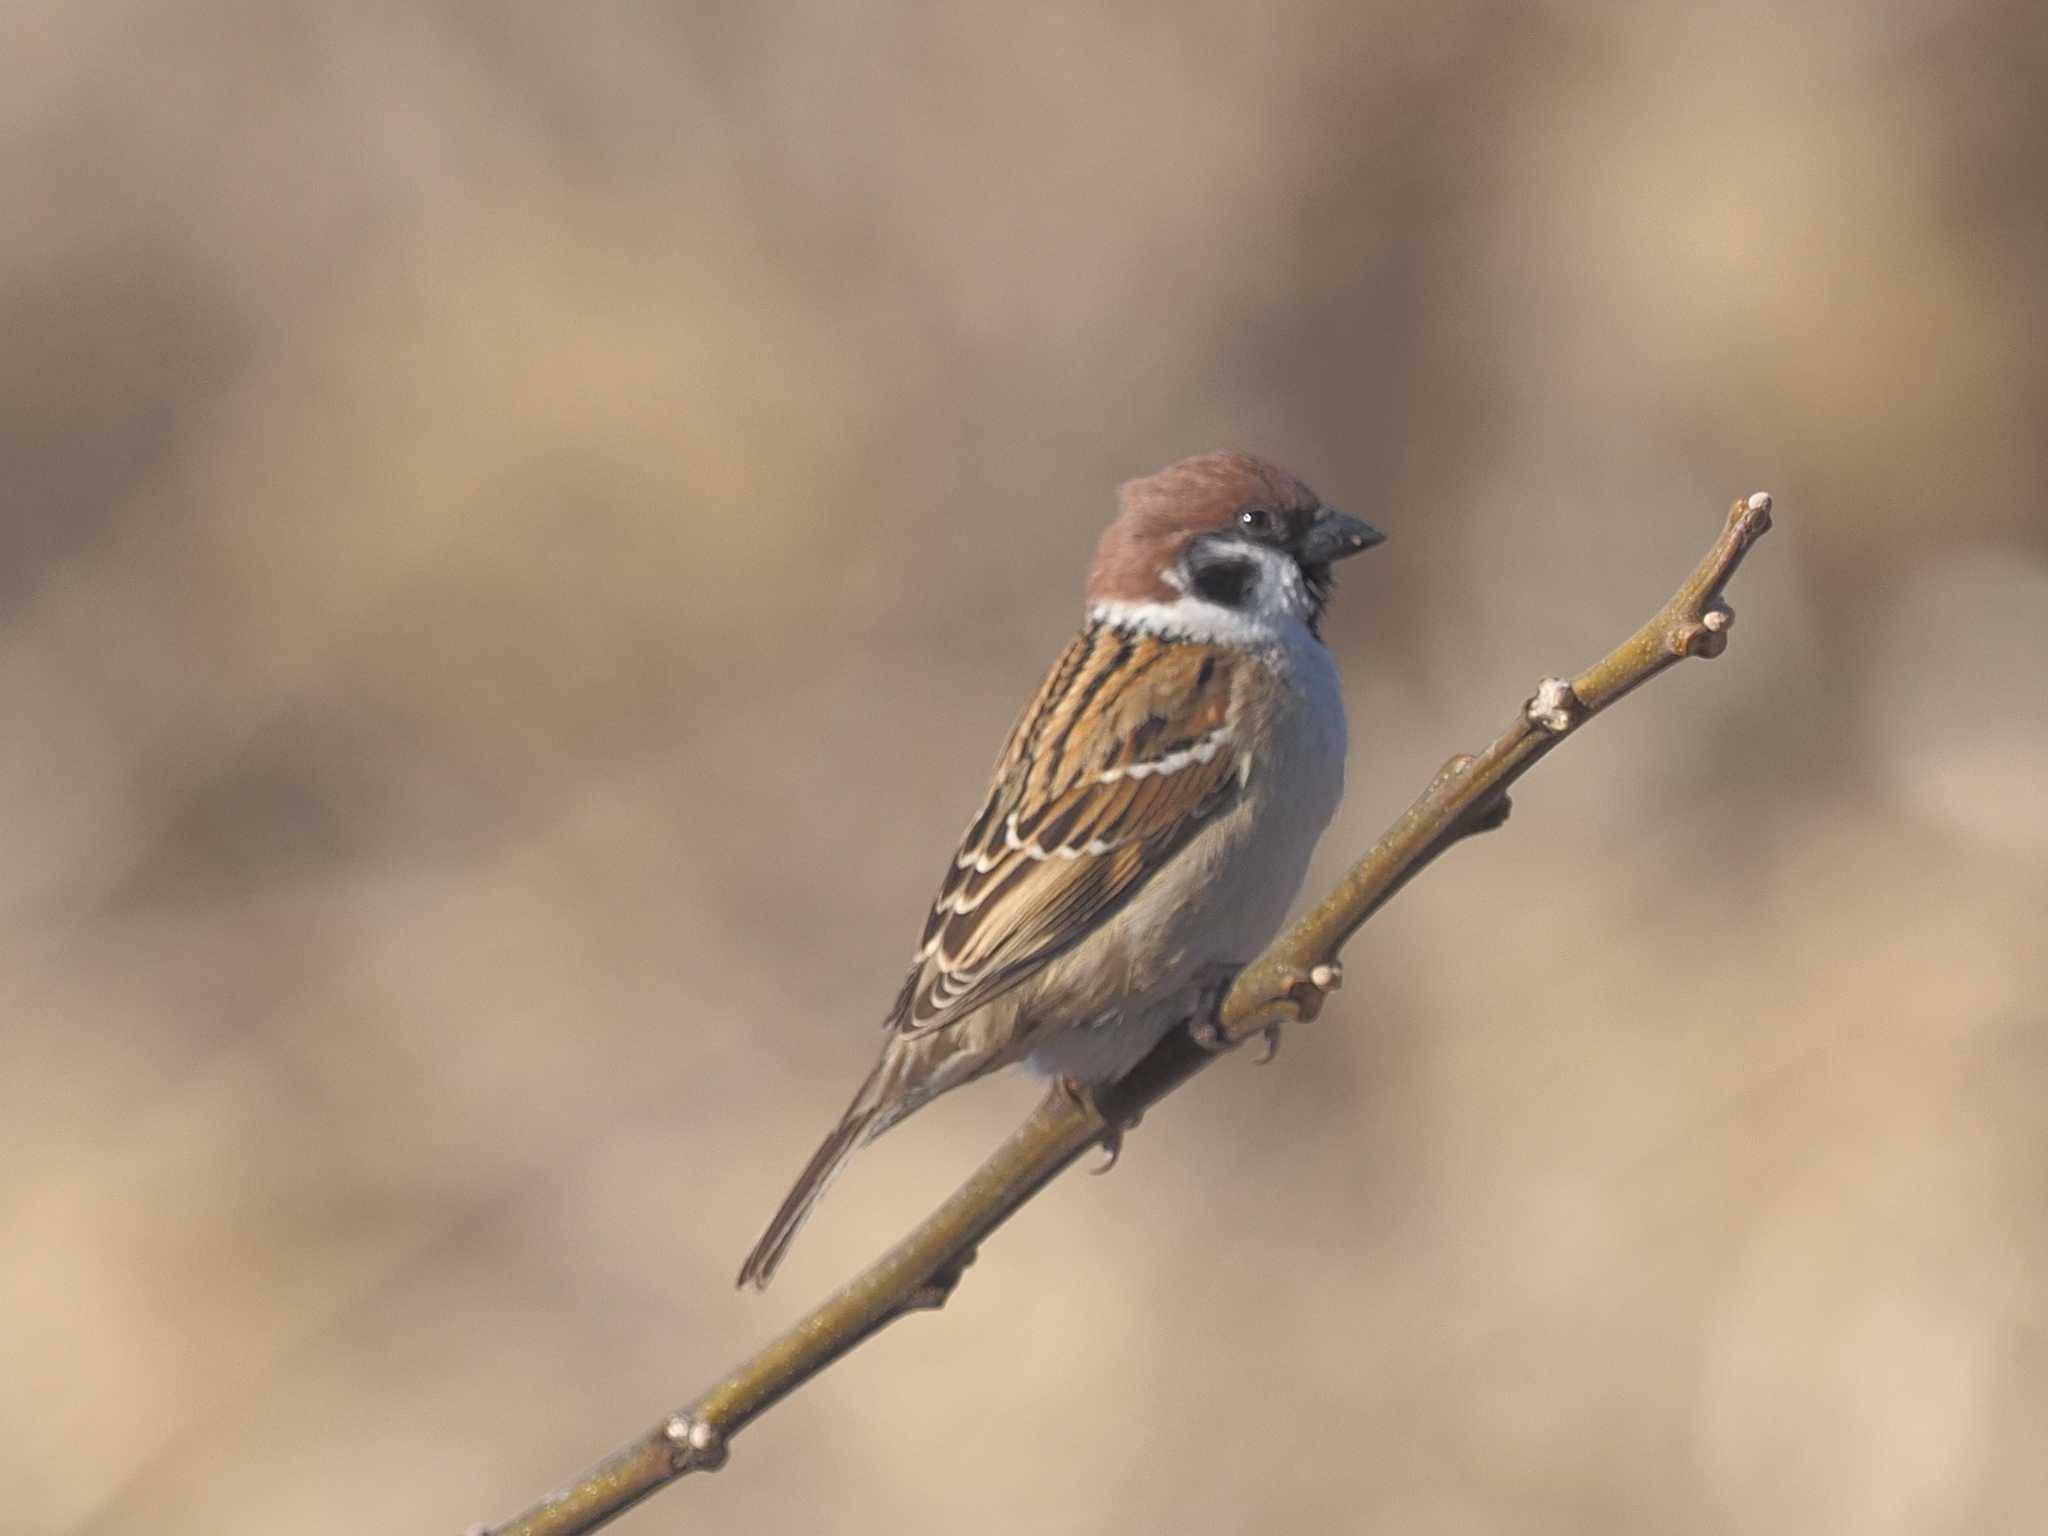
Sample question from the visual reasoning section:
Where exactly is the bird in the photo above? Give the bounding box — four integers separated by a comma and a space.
737, 450, 1382, 1289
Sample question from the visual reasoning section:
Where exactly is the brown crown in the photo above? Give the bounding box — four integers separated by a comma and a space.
1086, 451, 1321, 603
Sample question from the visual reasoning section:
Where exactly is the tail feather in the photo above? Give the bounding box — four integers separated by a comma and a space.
736, 1100, 877, 1290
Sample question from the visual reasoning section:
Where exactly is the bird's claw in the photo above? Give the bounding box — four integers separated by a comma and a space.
1187, 960, 1341, 1052
1056, 1074, 1140, 1174
1092, 1122, 1125, 1175
1250, 961, 1339, 1056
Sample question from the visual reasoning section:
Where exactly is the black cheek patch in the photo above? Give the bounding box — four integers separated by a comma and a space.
1190, 556, 1254, 607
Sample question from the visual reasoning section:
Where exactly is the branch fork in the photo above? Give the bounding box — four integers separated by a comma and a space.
474, 491, 1775, 1536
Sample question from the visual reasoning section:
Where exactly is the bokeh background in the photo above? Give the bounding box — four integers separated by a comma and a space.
5, 4, 2045, 1533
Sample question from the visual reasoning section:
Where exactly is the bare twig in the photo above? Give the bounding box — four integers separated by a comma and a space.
475, 492, 1774, 1536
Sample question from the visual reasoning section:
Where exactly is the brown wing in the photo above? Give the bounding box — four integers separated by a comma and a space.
889, 623, 1244, 1035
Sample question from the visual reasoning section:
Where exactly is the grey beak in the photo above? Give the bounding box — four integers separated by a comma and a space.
1297, 506, 1386, 566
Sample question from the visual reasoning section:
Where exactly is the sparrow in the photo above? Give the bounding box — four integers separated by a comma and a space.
738, 450, 1382, 1289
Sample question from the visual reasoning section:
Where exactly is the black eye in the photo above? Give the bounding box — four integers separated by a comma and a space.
1238, 507, 1273, 536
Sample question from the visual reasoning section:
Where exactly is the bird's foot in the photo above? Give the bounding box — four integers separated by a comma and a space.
1236, 961, 1343, 1059
1188, 960, 1343, 1053
1056, 1074, 1142, 1174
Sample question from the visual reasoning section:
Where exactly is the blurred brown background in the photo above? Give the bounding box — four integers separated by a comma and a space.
5, 5, 2045, 1533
